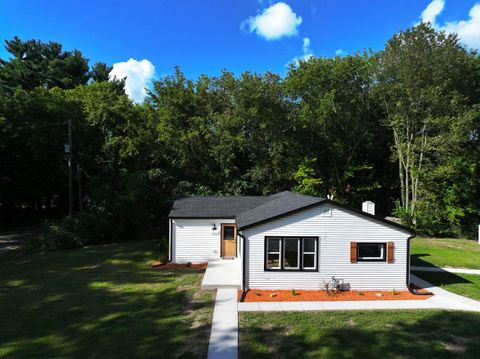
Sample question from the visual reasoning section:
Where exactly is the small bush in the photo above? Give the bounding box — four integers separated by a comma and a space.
31, 217, 88, 251
157, 237, 169, 263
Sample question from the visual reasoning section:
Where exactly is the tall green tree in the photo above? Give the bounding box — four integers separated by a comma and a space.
376, 23, 480, 224
284, 54, 392, 206
0, 36, 90, 93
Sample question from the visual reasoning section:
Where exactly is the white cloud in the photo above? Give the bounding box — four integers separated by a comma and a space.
242, 2, 302, 40
335, 49, 347, 56
288, 37, 313, 67
109, 59, 155, 102
302, 37, 311, 55
420, 0, 480, 49
421, 0, 445, 24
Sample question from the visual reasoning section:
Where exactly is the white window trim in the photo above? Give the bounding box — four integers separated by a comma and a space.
283, 237, 300, 270
266, 238, 282, 269
302, 238, 317, 270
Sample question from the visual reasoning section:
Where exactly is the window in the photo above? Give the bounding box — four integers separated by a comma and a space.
265, 237, 318, 271
223, 226, 235, 240
357, 243, 386, 262
266, 237, 281, 269
283, 238, 300, 269
302, 238, 317, 270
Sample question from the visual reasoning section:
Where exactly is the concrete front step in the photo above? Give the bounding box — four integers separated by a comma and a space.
202, 258, 242, 289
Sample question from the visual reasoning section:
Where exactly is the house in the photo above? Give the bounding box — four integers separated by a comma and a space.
168, 191, 414, 291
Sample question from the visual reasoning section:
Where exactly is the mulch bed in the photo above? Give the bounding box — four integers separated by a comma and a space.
239, 289, 432, 302
150, 261, 208, 270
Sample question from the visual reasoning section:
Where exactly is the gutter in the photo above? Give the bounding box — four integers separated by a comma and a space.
406, 234, 433, 295
168, 218, 173, 263
238, 231, 247, 302
406, 234, 413, 288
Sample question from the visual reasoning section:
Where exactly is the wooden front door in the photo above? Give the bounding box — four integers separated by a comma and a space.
221, 223, 237, 258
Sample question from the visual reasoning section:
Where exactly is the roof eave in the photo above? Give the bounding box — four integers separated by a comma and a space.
237, 199, 414, 234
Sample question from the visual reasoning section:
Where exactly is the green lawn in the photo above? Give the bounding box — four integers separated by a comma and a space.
0, 241, 214, 359
413, 271, 480, 302
411, 237, 480, 269
240, 310, 480, 358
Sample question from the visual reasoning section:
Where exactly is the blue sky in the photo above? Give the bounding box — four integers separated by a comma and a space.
1, 0, 479, 101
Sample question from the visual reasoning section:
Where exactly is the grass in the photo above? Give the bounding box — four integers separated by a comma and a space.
411, 237, 480, 269
413, 271, 480, 302
0, 240, 214, 359
240, 310, 480, 358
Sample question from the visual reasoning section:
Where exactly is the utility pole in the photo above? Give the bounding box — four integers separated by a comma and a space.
77, 161, 83, 212
67, 119, 73, 217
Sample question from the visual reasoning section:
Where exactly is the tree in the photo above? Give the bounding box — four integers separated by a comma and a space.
284, 54, 392, 207
376, 23, 480, 224
90, 62, 112, 83
0, 36, 90, 92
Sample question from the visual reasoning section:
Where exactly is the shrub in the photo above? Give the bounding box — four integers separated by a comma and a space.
31, 216, 88, 251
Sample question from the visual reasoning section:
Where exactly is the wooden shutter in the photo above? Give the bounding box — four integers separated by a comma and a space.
387, 242, 394, 263
350, 242, 357, 263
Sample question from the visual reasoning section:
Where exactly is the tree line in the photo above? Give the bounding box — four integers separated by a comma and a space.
0, 24, 479, 248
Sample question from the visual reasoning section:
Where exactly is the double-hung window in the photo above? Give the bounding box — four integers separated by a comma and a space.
266, 237, 282, 269
265, 236, 318, 271
302, 238, 317, 270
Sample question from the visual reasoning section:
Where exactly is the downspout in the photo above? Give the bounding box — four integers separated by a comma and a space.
406, 234, 432, 295
406, 234, 413, 288
168, 218, 173, 263
238, 231, 247, 302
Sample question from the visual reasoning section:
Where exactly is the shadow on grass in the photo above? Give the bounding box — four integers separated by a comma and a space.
411, 253, 437, 267
240, 311, 480, 359
414, 270, 474, 287
0, 241, 214, 359
411, 253, 473, 286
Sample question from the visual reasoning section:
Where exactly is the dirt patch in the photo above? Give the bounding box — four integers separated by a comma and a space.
347, 319, 356, 327
150, 261, 207, 270
239, 289, 432, 302
177, 284, 195, 293
443, 342, 466, 353
443, 335, 469, 353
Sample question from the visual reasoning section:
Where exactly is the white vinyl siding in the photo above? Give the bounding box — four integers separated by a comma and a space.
243, 203, 410, 290
172, 218, 235, 263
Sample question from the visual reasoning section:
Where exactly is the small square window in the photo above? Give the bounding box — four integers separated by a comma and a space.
357, 243, 386, 262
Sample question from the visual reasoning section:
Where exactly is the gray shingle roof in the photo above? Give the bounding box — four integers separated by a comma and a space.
168, 195, 272, 218
169, 191, 325, 227
169, 191, 413, 233
235, 191, 323, 229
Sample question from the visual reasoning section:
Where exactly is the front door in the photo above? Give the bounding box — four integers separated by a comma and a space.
221, 223, 237, 258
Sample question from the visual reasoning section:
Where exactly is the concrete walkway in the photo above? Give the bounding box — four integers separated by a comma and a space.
207, 288, 238, 359
412, 265, 480, 275
238, 276, 480, 312
411, 274, 480, 311
202, 259, 242, 289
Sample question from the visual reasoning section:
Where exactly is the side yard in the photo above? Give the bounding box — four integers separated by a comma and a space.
413, 271, 480, 302
411, 237, 480, 269
240, 311, 480, 358
0, 240, 214, 359
412, 236, 480, 303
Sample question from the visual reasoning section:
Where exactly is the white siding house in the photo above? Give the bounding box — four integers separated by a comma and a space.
242, 203, 411, 290
168, 191, 413, 291
171, 218, 236, 263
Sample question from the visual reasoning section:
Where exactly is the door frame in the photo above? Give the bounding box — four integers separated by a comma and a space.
220, 223, 237, 258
